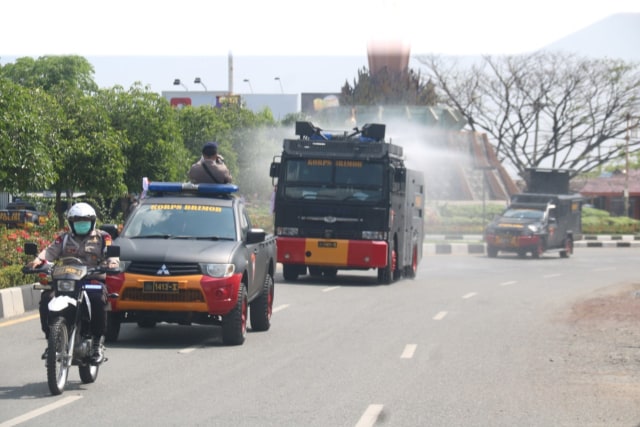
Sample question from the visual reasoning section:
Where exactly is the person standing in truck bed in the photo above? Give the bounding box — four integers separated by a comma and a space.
188, 141, 233, 184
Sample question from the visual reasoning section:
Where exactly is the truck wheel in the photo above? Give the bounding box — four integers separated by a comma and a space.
377, 247, 396, 284
283, 264, 299, 281
250, 273, 274, 332
560, 237, 573, 258
105, 312, 121, 343
532, 240, 544, 259
486, 245, 498, 258
222, 285, 247, 345
405, 245, 418, 279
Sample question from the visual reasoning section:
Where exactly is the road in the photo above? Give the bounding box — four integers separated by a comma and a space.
1, 248, 639, 427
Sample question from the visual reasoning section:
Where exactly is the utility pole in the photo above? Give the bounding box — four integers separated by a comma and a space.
624, 113, 630, 217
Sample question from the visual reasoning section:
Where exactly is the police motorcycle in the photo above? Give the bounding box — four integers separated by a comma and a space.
23, 242, 120, 395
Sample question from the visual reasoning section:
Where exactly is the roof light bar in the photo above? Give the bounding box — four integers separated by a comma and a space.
148, 182, 238, 194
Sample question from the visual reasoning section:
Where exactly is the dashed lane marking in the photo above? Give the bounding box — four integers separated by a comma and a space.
0, 395, 82, 427
355, 404, 384, 427
433, 311, 448, 320
401, 344, 417, 359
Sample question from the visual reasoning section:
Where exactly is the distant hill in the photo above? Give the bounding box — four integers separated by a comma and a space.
540, 13, 640, 62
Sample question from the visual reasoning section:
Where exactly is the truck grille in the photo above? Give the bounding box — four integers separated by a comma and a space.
121, 288, 205, 303
127, 262, 201, 276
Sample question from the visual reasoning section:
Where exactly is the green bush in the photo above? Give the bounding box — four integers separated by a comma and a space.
0, 264, 38, 289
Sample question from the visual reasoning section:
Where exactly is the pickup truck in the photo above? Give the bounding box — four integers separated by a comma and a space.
0, 200, 46, 228
484, 168, 583, 259
105, 182, 277, 346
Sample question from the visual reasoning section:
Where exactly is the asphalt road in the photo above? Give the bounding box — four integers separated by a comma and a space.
1, 248, 639, 427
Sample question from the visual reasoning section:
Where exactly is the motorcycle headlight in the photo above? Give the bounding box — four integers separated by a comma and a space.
200, 263, 235, 278
57, 280, 76, 292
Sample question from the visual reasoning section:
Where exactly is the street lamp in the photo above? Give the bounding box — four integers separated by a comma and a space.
243, 78, 253, 94
173, 78, 188, 91
274, 76, 284, 94
194, 77, 207, 91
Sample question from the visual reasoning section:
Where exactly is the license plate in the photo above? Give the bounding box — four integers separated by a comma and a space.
496, 236, 518, 246
318, 241, 337, 248
143, 281, 179, 293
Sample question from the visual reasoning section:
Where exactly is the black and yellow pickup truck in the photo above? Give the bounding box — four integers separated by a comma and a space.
484, 168, 583, 259
105, 182, 276, 345
0, 200, 47, 228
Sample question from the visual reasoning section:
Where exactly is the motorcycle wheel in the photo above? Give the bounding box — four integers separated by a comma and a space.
79, 360, 100, 384
47, 317, 70, 395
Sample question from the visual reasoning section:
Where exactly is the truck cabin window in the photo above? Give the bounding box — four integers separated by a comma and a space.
283, 159, 384, 201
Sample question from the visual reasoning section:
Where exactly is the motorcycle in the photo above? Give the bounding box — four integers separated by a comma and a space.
23, 242, 120, 395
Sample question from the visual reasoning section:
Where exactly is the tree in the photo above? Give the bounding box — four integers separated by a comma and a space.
97, 84, 189, 192
340, 66, 437, 106
418, 52, 640, 183
0, 78, 59, 192
1, 55, 98, 93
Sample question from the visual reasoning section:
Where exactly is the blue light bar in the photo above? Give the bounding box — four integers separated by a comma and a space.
148, 182, 238, 194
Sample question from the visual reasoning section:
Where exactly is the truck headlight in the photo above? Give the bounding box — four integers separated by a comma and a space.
527, 224, 539, 233
277, 227, 298, 236
200, 263, 235, 278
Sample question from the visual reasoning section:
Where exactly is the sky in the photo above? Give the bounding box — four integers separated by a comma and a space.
2, 0, 640, 93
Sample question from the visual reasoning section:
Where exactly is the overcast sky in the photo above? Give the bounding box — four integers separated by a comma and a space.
3, 0, 640, 56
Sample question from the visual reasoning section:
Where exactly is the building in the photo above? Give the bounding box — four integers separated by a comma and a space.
577, 170, 640, 218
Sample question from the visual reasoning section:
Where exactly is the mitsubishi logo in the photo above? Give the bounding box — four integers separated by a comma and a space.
157, 264, 170, 275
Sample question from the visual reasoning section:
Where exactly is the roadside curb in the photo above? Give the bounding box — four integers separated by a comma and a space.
0, 283, 40, 321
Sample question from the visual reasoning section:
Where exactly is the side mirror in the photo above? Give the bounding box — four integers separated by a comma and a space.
394, 167, 406, 183
247, 228, 266, 244
269, 162, 280, 178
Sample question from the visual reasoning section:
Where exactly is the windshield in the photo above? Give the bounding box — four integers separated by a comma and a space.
122, 203, 236, 240
283, 159, 384, 202
502, 208, 544, 220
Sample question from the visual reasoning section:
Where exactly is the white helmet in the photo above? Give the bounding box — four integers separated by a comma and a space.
67, 202, 97, 236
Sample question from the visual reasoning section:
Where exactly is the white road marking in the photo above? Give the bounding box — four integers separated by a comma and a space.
433, 311, 448, 320
273, 304, 289, 313
500, 280, 517, 286
355, 404, 384, 427
0, 314, 39, 328
462, 292, 477, 299
401, 344, 417, 359
0, 395, 82, 427
178, 347, 199, 354
322, 286, 341, 293
543, 273, 562, 278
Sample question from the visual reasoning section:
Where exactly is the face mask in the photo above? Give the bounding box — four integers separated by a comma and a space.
73, 221, 92, 235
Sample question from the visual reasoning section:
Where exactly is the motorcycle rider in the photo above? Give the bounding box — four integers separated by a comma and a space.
26, 202, 119, 364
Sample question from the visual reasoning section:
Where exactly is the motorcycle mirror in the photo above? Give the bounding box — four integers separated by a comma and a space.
24, 242, 38, 256
106, 245, 120, 258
